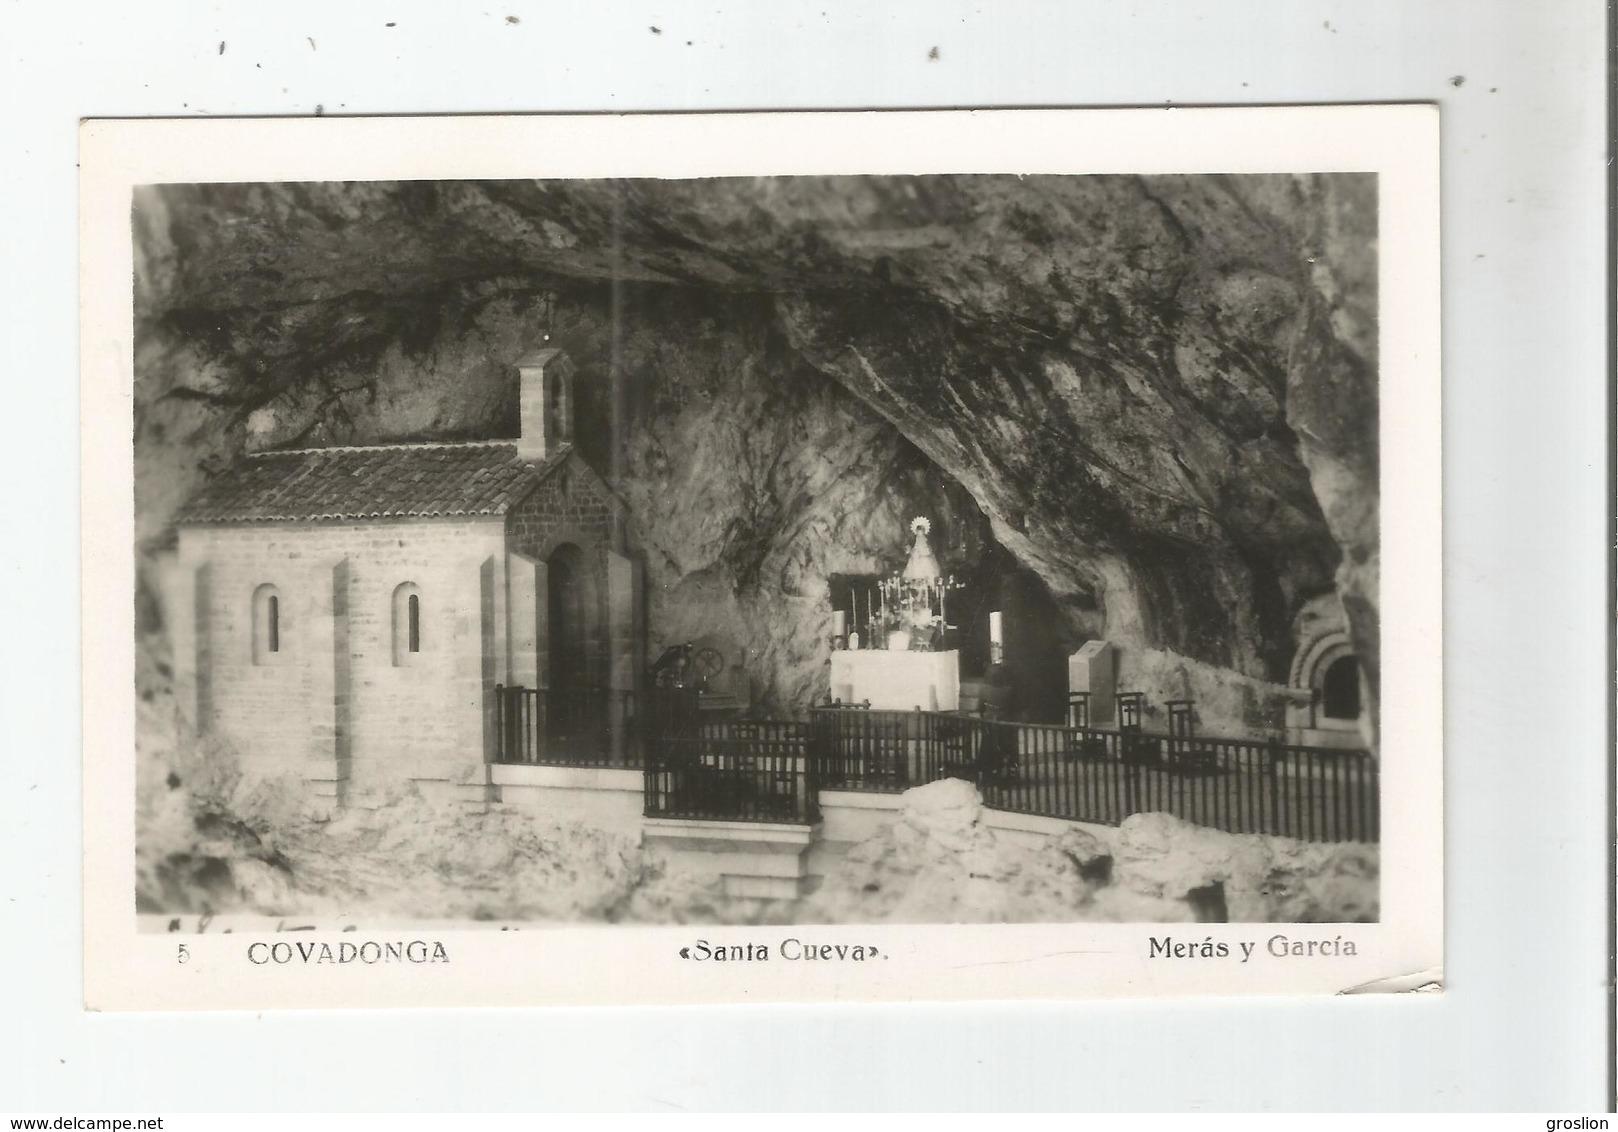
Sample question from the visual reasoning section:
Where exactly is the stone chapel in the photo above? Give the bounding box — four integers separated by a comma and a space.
169, 346, 645, 806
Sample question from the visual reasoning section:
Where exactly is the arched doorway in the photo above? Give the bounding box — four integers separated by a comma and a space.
547, 544, 588, 687
1320, 654, 1362, 722
546, 542, 600, 753
1289, 629, 1366, 739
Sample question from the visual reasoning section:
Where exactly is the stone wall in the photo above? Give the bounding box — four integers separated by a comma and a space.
173, 518, 508, 794
504, 454, 618, 556
503, 453, 620, 688
490, 764, 644, 835
1113, 644, 1300, 739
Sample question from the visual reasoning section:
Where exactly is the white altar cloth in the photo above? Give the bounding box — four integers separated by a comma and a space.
829, 649, 959, 712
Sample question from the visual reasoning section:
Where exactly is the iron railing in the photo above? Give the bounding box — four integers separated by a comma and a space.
644, 719, 819, 824
493, 685, 1378, 841
492, 684, 643, 767
807, 707, 1378, 843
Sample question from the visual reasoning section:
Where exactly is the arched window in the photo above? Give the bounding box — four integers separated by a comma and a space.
392, 582, 422, 666
1321, 654, 1362, 720
252, 584, 282, 665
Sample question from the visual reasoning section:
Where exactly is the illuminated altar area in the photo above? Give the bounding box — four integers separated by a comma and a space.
827, 517, 988, 712
830, 648, 960, 712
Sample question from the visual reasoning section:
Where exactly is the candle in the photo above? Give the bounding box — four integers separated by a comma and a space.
833, 609, 847, 639
989, 611, 1003, 647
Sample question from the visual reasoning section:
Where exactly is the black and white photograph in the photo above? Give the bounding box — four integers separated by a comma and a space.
11, 0, 1600, 1109
83, 109, 1441, 1009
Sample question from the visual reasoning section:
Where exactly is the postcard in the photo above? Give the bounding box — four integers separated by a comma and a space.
81, 106, 1441, 1009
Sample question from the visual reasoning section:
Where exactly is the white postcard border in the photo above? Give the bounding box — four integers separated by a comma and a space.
81, 105, 1442, 1011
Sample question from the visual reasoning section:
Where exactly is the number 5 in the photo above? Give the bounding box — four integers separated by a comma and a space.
177, 943, 190, 964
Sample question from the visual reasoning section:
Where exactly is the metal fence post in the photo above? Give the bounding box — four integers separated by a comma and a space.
1123, 753, 1137, 818
1267, 737, 1283, 836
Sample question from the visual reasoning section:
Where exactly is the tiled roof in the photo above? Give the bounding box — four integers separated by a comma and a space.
175, 441, 569, 524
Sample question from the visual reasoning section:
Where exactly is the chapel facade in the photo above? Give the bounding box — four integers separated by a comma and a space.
169, 347, 645, 806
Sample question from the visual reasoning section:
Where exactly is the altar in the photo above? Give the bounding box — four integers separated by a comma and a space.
830, 649, 960, 713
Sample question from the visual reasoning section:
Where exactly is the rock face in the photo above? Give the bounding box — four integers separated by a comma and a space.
134, 174, 1377, 728
803, 782, 1377, 924
803, 779, 1105, 923
1093, 811, 1378, 923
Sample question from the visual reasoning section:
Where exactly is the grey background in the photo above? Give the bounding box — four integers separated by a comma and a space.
2, 0, 1607, 1111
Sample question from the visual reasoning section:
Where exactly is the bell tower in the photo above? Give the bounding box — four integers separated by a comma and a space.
515, 345, 576, 461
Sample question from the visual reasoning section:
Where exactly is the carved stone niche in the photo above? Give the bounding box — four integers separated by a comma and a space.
1285, 594, 1371, 751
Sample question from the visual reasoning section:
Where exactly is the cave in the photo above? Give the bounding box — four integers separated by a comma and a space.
135, 173, 1379, 745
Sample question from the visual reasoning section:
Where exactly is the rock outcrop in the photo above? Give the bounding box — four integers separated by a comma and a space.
1091, 811, 1378, 923
804, 779, 1103, 923
804, 782, 1377, 924
134, 173, 1378, 726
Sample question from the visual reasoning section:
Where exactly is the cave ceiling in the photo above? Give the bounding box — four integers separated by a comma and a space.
135, 173, 1379, 701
